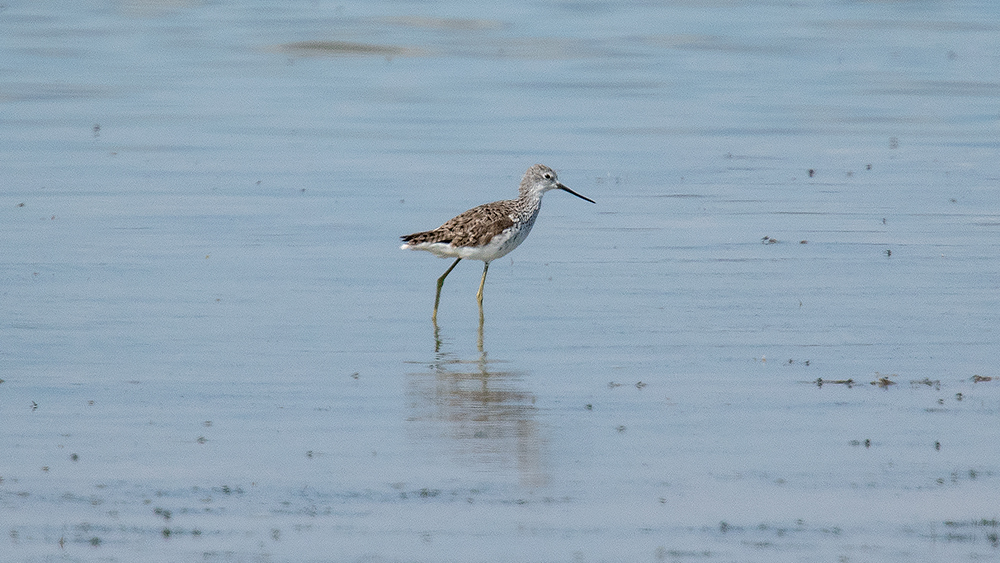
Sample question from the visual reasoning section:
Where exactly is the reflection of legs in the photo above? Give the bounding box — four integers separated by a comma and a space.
476, 262, 490, 308
433, 258, 462, 322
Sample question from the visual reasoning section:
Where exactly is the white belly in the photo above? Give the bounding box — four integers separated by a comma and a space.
404, 210, 539, 262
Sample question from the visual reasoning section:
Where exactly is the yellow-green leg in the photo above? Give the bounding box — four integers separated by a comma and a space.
433, 258, 462, 322
476, 262, 490, 308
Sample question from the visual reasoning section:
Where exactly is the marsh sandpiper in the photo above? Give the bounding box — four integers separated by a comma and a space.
401, 164, 595, 321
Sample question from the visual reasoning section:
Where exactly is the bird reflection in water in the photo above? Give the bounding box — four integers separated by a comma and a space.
407, 314, 546, 488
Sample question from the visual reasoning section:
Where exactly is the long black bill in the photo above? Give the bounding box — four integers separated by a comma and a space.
557, 183, 596, 204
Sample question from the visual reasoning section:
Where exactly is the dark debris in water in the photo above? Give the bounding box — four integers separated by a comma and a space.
813, 375, 980, 391
277, 40, 419, 57
943, 519, 1000, 547
814, 378, 854, 388
608, 381, 646, 389
397, 488, 441, 500
382, 16, 505, 31
871, 373, 897, 388
154, 507, 172, 521
813, 373, 950, 390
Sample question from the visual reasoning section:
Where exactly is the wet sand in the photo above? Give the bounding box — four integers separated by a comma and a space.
3, 1, 999, 561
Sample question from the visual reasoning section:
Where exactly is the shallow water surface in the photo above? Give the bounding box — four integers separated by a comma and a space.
3, 1, 1000, 561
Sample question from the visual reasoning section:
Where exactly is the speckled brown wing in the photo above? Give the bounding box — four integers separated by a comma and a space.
401, 200, 516, 248
400, 228, 448, 245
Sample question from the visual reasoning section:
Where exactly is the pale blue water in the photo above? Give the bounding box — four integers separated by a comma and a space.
3, 1, 1000, 561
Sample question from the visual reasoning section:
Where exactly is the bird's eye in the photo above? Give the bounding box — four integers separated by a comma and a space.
543, 173, 552, 179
